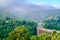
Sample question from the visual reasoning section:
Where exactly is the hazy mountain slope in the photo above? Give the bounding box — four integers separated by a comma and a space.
0, 8, 16, 18
0, 0, 60, 22
7, 0, 60, 22
42, 16, 60, 31
15, 9, 60, 22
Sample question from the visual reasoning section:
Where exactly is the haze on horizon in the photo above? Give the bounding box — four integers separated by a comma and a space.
0, 0, 60, 21
0, 0, 60, 12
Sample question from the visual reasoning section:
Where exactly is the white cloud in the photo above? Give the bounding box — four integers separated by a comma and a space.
11, 7, 27, 12
10, 7, 34, 15
0, 0, 8, 3
53, 4, 60, 9
0, 0, 10, 7
9, 6, 39, 14
10, 7, 30, 14
31, 2, 45, 5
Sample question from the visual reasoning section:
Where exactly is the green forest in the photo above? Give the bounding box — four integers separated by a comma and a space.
42, 16, 60, 31
1, 8, 60, 40
0, 0, 60, 40
0, 17, 37, 40
1, 16, 60, 40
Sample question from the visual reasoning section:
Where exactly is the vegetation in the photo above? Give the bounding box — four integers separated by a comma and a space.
1, 9, 60, 40
0, 16, 60, 40
0, 17, 37, 40
7, 26, 30, 40
31, 31, 60, 40
7, 27, 60, 40
42, 16, 60, 31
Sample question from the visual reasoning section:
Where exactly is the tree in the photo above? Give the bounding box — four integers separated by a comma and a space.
52, 32, 60, 40
7, 26, 30, 40
30, 35, 37, 40
56, 35, 60, 40
42, 16, 60, 31
38, 33, 51, 40
0, 17, 37, 39
51, 30, 57, 40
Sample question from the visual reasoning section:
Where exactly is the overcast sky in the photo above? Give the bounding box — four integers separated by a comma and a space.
27, 0, 60, 8
0, 0, 60, 12
0, 0, 60, 6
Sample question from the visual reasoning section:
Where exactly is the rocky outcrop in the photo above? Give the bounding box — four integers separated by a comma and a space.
37, 21, 60, 35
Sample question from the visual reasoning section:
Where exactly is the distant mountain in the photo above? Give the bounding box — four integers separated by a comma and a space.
42, 16, 60, 31
9, 3, 60, 22
0, 0, 60, 22
0, 8, 16, 18
21, 9, 60, 22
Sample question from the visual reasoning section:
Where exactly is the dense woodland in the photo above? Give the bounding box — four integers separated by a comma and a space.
42, 16, 60, 31
1, 9, 60, 40
1, 16, 60, 40
0, 17, 37, 40
0, 0, 60, 40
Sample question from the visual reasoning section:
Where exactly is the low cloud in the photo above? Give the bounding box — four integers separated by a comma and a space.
0, 0, 26, 7
0, 0, 8, 4
0, 0, 10, 7
31, 2, 45, 5
11, 7, 28, 12
53, 4, 60, 9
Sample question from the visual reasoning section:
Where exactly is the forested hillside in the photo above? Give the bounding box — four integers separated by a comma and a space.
1, 0, 60, 22
0, 8, 14, 18
0, 17, 37, 40
1, 9, 60, 40
20, 9, 60, 22
0, 9, 37, 40
0, 0, 60, 40
42, 16, 60, 31
1, 17, 60, 40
